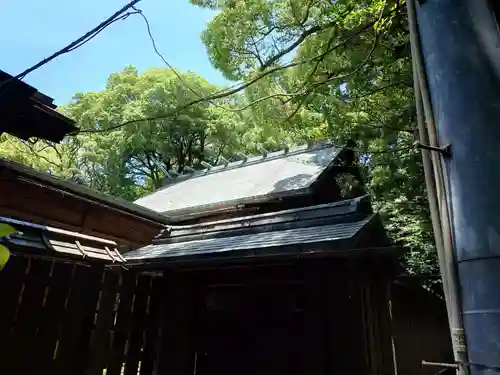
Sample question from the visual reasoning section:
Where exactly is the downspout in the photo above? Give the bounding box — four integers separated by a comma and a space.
407, 0, 469, 372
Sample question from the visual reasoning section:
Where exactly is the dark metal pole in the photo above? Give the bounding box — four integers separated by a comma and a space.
415, 0, 500, 371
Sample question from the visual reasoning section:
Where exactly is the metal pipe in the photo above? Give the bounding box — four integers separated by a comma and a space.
412, 56, 451, 318
407, 0, 469, 370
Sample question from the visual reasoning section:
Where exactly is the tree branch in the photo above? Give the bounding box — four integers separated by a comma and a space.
344, 79, 413, 101
258, 8, 353, 71
73, 4, 399, 135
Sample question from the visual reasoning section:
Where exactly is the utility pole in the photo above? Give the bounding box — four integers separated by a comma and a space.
413, 0, 500, 372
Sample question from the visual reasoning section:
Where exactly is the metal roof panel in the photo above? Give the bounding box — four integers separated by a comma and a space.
133, 143, 342, 216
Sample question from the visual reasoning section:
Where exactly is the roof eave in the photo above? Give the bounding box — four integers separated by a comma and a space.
122, 243, 400, 270
0, 70, 77, 143
0, 158, 171, 225
162, 186, 313, 222
1, 216, 125, 263
155, 195, 372, 243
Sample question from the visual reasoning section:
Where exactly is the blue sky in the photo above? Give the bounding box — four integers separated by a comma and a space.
1, 0, 228, 105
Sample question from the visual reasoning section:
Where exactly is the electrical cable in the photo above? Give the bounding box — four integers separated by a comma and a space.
132, 7, 216, 104
0, 0, 142, 91
75, 14, 391, 135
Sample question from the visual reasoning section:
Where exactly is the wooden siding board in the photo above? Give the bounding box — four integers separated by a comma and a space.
54, 265, 91, 375
72, 265, 104, 375
325, 261, 350, 375
347, 273, 371, 375
85, 270, 121, 375
0, 257, 29, 374
12, 259, 52, 375
0, 257, 27, 336
157, 274, 194, 375
124, 275, 151, 375
302, 268, 326, 375
140, 277, 166, 375
374, 280, 396, 375
390, 283, 453, 375
35, 261, 74, 374
106, 272, 138, 375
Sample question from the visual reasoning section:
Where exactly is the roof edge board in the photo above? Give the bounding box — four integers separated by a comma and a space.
0, 69, 78, 141
155, 195, 371, 242
121, 245, 399, 270
166, 194, 370, 231
160, 213, 369, 246
1, 216, 125, 263
0, 215, 118, 246
158, 186, 312, 222
170, 142, 333, 184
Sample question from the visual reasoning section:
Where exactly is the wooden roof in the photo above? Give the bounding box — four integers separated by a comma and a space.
124, 195, 394, 267
0, 70, 77, 142
0, 158, 169, 247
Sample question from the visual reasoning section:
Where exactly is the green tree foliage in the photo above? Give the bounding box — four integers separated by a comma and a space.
0, 67, 294, 201
59, 66, 254, 199
0, 0, 439, 279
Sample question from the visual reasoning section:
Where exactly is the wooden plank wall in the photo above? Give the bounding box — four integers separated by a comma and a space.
0, 256, 167, 375
0, 255, 449, 375
389, 282, 453, 375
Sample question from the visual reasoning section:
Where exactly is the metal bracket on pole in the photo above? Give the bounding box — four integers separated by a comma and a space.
413, 141, 452, 157
422, 360, 459, 369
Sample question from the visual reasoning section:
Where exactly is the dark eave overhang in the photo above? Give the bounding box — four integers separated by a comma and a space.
0, 70, 77, 142
154, 194, 373, 243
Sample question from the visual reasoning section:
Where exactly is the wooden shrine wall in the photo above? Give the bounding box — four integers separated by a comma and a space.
390, 283, 453, 375
0, 254, 453, 375
0, 255, 166, 375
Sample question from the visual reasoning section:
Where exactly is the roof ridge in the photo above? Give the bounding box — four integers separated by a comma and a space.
133, 140, 347, 218
157, 140, 339, 190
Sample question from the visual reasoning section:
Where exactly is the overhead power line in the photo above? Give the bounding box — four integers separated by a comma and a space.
0, 0, 142, 90
132, 6, 272, 112
70, 2, 408, 157
132, 7, 209, 101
